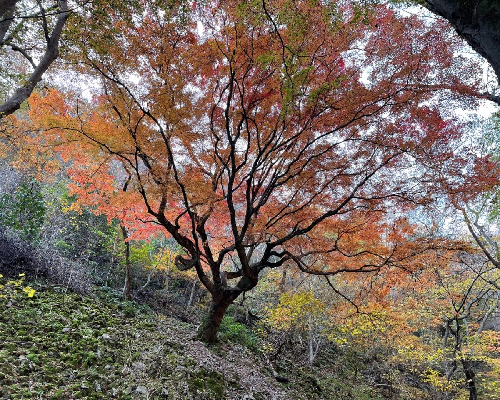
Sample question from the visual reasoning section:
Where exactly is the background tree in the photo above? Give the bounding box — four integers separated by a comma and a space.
266, 289, 328, 364
456, 115, 500, 275
393, 248, 500, 400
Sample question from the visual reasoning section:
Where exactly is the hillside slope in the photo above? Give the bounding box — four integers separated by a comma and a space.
0, 278, 413, 400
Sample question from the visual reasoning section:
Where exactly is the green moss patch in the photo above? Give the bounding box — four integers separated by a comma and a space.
0, 281, 224, 399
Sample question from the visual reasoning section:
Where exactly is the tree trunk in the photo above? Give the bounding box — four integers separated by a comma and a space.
308, 316, 315, 364
186, 279, 196, 308
196, 295, 234, 344
121, 225, 132, 300
279, 270, 286, 292
461, 359, 477, 400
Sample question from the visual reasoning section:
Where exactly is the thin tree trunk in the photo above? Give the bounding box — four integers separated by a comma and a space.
308, 316, 314, 364
135, 263, 160, 298
164, 255, 170, 292
279, 270, 286, 292
121, 225, 131, 300
187, 279, 196, 307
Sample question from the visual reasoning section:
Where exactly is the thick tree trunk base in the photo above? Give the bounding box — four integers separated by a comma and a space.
196, 298, 233, 344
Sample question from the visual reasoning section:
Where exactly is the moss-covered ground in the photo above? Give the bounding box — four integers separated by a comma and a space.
1, 281, 227, 399
1, 278, 393, 399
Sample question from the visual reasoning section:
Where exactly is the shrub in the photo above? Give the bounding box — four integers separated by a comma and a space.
218, 316, 259, 351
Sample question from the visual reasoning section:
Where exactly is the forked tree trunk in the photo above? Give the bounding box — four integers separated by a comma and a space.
196, 273, 254, 343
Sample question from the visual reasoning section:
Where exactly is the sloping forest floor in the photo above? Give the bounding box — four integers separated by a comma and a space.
0, 276, 435, 400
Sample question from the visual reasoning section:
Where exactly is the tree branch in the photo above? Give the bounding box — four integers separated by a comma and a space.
0, 0, 69, 117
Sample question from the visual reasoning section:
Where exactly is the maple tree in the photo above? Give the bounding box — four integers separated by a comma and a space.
24, 0, 498, 343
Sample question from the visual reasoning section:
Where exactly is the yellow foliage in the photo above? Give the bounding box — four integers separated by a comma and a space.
422, 368, 457, 392
266, 291, 325, 331
0, 273, 36, 300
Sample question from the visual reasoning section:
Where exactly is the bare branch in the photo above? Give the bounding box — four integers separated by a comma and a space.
0, 0, 69, 117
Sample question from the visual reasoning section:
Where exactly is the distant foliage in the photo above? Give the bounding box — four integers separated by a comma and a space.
0, 178, 45, 242
267, 291, 325, 332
